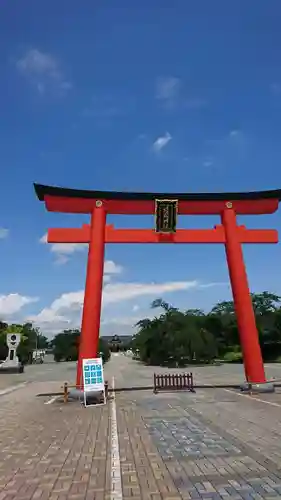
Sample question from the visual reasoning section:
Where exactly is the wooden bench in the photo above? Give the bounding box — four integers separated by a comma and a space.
153, 372, 195, 394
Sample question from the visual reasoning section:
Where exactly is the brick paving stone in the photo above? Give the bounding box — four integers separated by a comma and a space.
0, 383, 110, 500
115, 384, 281, 499
4, 357, 281, 499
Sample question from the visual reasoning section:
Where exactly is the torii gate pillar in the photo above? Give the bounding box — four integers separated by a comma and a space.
222, 205, 266, 385
76, 202, 106, 388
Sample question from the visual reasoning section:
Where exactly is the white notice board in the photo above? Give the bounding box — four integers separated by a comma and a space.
82, 357, 106, 407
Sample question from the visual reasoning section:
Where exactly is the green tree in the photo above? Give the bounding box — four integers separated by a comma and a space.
134, 298, 217, 366
133, 292, 281, 367
0, 322, 47, 363
52, 329, 80, 362
0, 322, 8, 360
251, 291, 281, 316
52, 329, 111, 364
99, 337, 111, 363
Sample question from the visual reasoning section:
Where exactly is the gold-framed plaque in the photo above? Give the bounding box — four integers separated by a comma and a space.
155, 199, 178, 233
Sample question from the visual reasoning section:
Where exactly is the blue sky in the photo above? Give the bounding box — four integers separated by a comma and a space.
0, 1, 281, 337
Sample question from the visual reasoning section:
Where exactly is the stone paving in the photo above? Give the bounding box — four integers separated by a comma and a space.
0, 383, 111, 500
117, 389, 281, 499
144, 416, 242, 460
1, 356, 281, 498
0, 357, 76, 390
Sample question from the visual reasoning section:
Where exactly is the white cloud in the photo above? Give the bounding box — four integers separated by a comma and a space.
104, 260, 123, 274
102, 314, 142, 326
0, 294, 38, 317
198, 282, 228, 289
156, 76, 181, 101
27, 280, 199, 336
152, 132, 172, 152
229, 129, 240, 138
27, 280, 227, 337
203, 160, 213, 168
16, 48, 72, 94
103, 281, 197, 304
207, 129, 243, 146
227, 129, 246, 147
51, 242, 87, 255
155, 77, 206, 112
40, 233, 87, 264
40, 234, 123, 274
205, 129, 246, 167
0, 228, 9, 239
100, 312, 154, 335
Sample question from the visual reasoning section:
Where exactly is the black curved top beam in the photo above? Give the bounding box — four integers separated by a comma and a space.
34, 183, 281, 202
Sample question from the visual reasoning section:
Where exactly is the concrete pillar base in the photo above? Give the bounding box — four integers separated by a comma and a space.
240, 381, 275, 393
0, 363, 24, 374
68, 388, 106, 405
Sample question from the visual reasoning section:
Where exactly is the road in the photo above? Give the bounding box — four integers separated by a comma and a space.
2, 353, 281, 392
0, 355, 77, 391
105, 353, 281, 387
1, 355, 281, 499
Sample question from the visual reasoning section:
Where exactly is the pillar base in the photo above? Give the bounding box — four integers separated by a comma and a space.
0, 362, 24, 374
69, 388, 84, 400
240, 381, 275, 393
68, 388, 106, 405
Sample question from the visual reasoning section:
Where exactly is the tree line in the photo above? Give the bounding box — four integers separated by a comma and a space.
0, 323, 111, 365
51, 329, 111, 364
0, 322, 49, 363
1, 291, 281, 368
131, 292, 281, 367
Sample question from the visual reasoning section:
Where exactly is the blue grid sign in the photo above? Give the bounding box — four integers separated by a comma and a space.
82, 357, 105, 393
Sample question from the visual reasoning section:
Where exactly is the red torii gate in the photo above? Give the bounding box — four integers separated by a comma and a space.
34, 184, 281, 392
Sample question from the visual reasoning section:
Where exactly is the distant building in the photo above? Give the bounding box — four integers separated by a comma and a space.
102, 335, 132, 352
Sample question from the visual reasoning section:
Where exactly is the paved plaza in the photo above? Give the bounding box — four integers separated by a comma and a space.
1, 356, 281, 499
